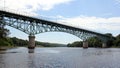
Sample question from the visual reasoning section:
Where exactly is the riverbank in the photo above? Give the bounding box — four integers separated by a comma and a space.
0, 46, 17, 50
110, 46, 120, 48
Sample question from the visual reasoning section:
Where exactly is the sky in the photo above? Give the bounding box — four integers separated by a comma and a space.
0, 0, 120, 44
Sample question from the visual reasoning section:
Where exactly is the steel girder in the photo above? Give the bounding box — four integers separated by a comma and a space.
0, 11, 110, 41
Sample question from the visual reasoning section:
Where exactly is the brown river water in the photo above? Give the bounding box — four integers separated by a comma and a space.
0, 47, 120, 68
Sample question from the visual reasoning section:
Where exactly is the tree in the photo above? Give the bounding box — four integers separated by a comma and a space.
114, 34, 120, 47
105, 33, 113, 37
0, 22, 9, 38
10, 37, 28, 46
0, 21, 11, 46
67, 41, 83, 47
105, 33, 114, 47
88, 37, 102, 47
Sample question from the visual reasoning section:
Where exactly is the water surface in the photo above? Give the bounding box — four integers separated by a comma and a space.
0, 47, 120, 68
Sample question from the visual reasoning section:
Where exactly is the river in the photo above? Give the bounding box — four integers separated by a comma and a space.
0, 47, 120, 68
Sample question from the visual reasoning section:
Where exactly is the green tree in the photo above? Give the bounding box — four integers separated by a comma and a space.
0, 23, 9, 38
105, 33, 114, 47
114, 34, 120, 47
10, 37, 28, 46
67, 41, 83, 47
88, 37, 102, 47
0, 22, 12, 46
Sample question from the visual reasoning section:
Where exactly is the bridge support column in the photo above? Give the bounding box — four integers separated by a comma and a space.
83, 40, 88, 48
102, 42, 107, 48
28, 35, 35, 53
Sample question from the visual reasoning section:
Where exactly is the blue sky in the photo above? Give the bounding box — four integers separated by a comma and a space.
0, 0, 120, 44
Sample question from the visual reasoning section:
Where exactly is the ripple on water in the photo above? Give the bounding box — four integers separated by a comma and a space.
0, 47, 120, 68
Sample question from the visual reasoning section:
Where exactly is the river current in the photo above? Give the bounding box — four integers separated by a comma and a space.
0, 47, 120, 68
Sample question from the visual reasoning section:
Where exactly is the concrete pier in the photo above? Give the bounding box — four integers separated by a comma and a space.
102, 42, 107, 48
83, 40, 88, 48
28, 36, 35, 53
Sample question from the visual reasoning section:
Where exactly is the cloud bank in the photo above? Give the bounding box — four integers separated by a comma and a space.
0, 0, 73, 11
57, 16, 120, 35
0, 0, 73, 16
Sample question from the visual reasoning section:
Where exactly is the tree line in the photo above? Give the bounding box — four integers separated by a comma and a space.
0, 23, 12, 46
67, 34, 120, 47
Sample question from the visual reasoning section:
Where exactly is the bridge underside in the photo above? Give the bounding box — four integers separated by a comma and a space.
0, 10, 110, 53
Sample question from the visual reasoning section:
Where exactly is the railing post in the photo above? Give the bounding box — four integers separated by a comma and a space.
28, 35, 35, 53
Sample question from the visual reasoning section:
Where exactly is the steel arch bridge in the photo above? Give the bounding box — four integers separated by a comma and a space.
0, 10, 111, 52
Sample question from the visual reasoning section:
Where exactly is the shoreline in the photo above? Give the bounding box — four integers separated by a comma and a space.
0, 46, 17, 50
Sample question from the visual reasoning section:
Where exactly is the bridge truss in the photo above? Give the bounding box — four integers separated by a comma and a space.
0, 10, 110, 42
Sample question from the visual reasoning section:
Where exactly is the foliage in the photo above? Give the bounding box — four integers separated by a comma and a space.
36, 41, 66, 47
113, 34, 120, 46
0, 23, 9, 38
10, 37, 28, 46
105, 33, 114, 47
67, 41, 83, 47
8, 37, 65, 47
0, 39, 10, 46
0, 38, 13, 46
88, 37, 102, 47
67, 33, 120, 48
67, 37, 102, 47
9, 33, 119, 47
0, 22, 12, 46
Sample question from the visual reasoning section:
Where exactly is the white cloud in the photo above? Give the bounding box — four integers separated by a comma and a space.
56, 16, 120, 35
0, 0, 73, 17
0, 0, 73, 13
115, 0, 120, 3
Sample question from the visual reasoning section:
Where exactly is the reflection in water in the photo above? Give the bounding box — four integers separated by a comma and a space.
28, 49, 34, 53
0, 54, 5, 68
28, 54, 36, 68
0, 47, 120, 68
27, 51, 65, 68
81, 49, 104, 56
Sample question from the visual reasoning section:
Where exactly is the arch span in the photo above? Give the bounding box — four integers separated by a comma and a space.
0, 10, 112, 53
0, 10, 110, 41
0, 15, 97, 41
